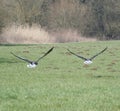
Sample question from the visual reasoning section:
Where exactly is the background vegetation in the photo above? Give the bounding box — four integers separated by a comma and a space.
0, 0, 120, 42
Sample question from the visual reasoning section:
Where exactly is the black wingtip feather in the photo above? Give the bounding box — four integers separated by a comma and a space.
46, 47, 54, 54
36, 47, 54, 62
10, 52, 16, 56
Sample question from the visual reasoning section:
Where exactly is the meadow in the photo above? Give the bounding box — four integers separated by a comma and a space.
0, 40, 120, 111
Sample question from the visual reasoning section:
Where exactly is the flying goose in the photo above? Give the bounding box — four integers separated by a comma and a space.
11, 47, 54, 68
67, 47, 107, 64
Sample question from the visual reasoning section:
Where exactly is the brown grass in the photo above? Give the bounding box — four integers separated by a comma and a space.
50, 29, 96, 43
0, 25, 55, 44
0, 25, 97, 44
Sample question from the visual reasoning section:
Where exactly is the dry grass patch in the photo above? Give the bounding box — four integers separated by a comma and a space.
0, 25, 55, 44
50, 29, 97, 43
0, 25, 97, 44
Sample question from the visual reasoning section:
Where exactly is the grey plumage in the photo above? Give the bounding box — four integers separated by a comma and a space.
67, 47, 107, 64
11, 47, 54, 66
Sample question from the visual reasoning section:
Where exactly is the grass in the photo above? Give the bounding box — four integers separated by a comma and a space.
0, 40, 120, 111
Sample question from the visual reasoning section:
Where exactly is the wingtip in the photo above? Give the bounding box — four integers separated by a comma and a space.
67, 49, 74, 54
10, 52, 17, 57
51, 47, 54, 51
52, 46, 54, 49
47, 47, 54, 53
10, 52, 13, 54
104, 47, 108, 50
67, 49, 70, 51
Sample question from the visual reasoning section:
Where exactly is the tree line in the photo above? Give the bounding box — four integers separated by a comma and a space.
0, 0, 120, 40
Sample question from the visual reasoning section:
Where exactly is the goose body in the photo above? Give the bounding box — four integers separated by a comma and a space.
67, 47, 107, 65
11, 47, 54, 68
84, 60, 93, 64
27, 62, 37, 68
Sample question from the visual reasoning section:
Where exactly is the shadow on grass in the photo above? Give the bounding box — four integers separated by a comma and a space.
0, 58, 20, 64
0, 44, 35, 47
93, 75, 119, 78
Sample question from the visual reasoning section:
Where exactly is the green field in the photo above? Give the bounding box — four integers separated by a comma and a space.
0, 41, 120, 111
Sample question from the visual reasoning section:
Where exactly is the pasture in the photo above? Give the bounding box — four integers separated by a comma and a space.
0, 41, 120, 111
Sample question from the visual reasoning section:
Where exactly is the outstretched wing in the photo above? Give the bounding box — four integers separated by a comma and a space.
36, 47, 54, 62
67, 49, 87, 60
11, 52, 32, 63
90, 47, 107, 60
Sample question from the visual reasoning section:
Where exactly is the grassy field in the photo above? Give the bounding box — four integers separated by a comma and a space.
0, 40, 120, 111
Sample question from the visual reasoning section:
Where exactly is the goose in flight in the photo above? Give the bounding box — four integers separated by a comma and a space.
11, 47, 54, 68
67, 47, 107, 65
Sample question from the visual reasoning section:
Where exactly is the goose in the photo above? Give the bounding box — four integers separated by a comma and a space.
67, 47, 107, 65
11, 47, 54, 68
